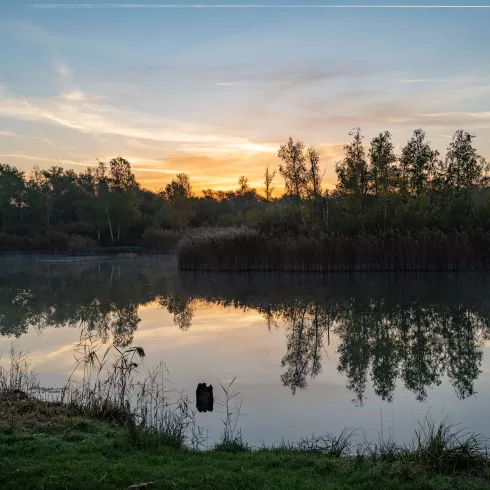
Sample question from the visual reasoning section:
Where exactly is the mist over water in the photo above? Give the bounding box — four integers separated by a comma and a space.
1, 255, 490, 447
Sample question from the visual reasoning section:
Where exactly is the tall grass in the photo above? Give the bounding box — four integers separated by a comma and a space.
177, 227, 490, 272
1, 335, 203, 449
214, 377, 247, 452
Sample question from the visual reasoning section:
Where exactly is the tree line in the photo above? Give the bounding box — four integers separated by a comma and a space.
0, 128, 488, 251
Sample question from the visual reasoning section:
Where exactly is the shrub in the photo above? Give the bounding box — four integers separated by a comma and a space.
141, 228, 183, 254
68, 235, 97, 255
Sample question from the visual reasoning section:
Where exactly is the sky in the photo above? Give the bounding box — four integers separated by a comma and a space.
1, 1, 490, 192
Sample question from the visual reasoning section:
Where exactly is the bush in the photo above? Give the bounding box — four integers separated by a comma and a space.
30, 231, 71, 252
141, 228, 182, 254
0, 233, 31, 253
68, 235, 98, 255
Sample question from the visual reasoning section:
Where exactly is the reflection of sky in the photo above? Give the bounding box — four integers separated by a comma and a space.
1, 1, 490, 191
2, 300, 490, 447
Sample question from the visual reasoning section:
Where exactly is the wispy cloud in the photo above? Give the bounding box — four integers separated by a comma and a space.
0, 93, 276, 153
0, 131, 19, 137
398, 79, 447, 83
57, 91, 107, 101
399, 79, 428, 83
419, 111, 490, 124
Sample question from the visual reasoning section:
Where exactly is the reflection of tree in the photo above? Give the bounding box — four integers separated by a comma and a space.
280, 303, 312, 394
400, 307, 444, 402
444, 308, 483, 400
159, 293, 194, 331
1, 261, 488, 405
0, 259, 163, 346
270, 296, 486, 404
111, 303, 141, 347
370, 309, 399, 403
336, 305, 371, 406
280, 303, 334, 395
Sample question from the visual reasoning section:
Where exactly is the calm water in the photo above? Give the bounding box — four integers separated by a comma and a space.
1, 255, 490, 447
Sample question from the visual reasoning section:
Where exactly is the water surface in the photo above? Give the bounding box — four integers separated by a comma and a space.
1, 255, 490, 447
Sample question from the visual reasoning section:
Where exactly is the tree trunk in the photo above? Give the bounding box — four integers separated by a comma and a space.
384, 200, 387, 231
324, 190, 329, 230
105, 202, 114, 243
45, 199, 50, 233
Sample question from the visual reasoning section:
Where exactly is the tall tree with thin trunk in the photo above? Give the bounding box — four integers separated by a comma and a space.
278, 137, 308, 204
399, 129, 439, 196
443, 130, 486, 190
263, 166, 276, 201
306, 147, 322, 200
161, 173, 195, 229
369, 131, 397, 197
335, 128, 369, 199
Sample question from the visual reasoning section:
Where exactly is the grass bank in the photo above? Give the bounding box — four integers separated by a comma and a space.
177, 228, 490, 272
2, 395, 490, 490
1, 344, 490, 489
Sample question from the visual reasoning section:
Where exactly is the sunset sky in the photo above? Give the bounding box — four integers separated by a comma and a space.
1, 1, 490, 193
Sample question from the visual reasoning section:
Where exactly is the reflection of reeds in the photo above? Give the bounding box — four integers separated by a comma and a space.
178, 228, 490, 272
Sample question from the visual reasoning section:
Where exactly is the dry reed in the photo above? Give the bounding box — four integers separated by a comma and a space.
177, 228, 490, 272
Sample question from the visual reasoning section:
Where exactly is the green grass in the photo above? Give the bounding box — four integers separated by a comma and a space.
1, 403, 490, 490
2, 345, 490, 489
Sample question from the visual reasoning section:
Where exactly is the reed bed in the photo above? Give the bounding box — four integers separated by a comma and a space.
177, 228, 490, 272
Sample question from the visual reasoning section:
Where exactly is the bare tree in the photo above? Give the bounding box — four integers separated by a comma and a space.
237, 175, 250, 196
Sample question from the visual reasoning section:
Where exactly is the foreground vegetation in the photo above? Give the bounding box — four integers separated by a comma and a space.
2, 412, 490, 490
1, 344, 490, 489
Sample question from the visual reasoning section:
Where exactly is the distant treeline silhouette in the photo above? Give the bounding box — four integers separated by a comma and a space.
0, 128, 489, 267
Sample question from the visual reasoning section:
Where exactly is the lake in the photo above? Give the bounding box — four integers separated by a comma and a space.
1, 255, 490, 448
